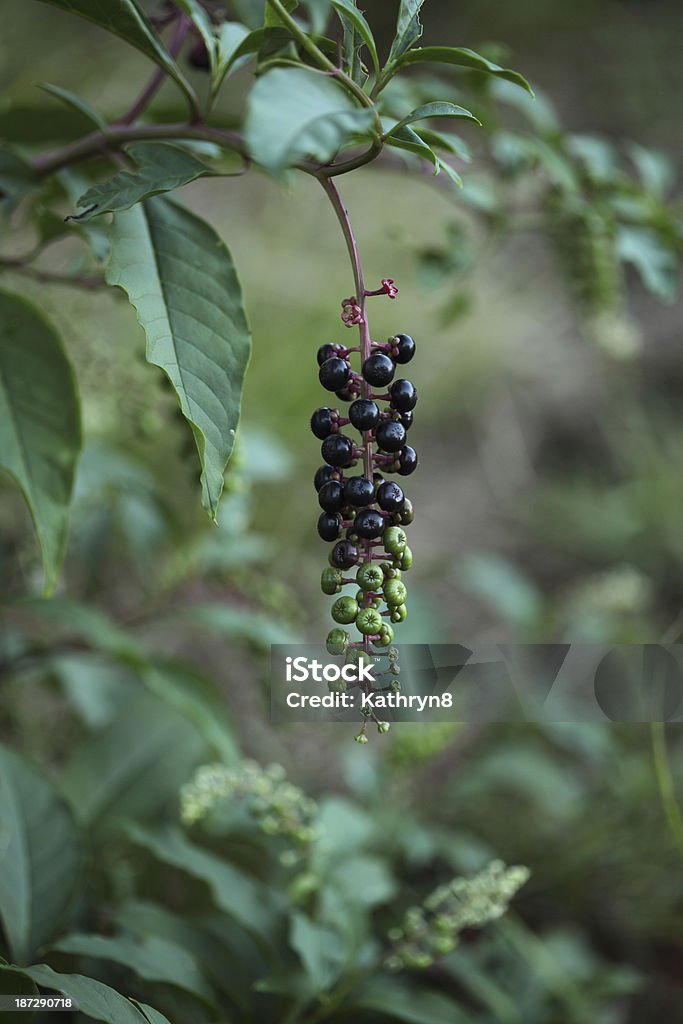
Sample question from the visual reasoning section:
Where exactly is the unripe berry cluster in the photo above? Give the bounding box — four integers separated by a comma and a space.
311, 327, 418, 661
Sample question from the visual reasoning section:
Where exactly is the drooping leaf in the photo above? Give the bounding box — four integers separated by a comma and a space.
388, 0, 425, 63
0, 745, 83, 965
105, 197, 251, 520
38, 83, 109, 133
126, 825, 277, 940
0, 292, 82, 593
330, 0, 379, 78
52, 933, 216, 1007
245, 66, 375, 173
383, 123, 439, 174
384, 101, 480, 140
72, 143, 223, 221
35, 0, 197, 111
395, 46, 533, 96
0, 964, 151, 1024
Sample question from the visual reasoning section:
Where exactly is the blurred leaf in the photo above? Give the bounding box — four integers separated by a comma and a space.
617, 225, 679, 301
0, 149, 40, 202
0, 960, 38, 1024
264, 0, 298, 28
352, 980, 472, 1024
52, 932, 216, 1006
566, 134, 619, 183
213, 22, 252, 89
0, 746, 83, 965
60, 692, 206, 825
0, 964, 151, 1024
7, 597, 144, 664
396, 47, 533, 96
418, 127, 471, 162
106, 197, 251, 521
130, 1004, 172, 1024
629, 143, 675, 198
127, 824, 277, 939
34, 0, 197, 112
330, 0, 379, 78
37, 83, 108, 133
289, 912, 343, 992
460, 554, 542, 629
72, 143, 223, 221
332, 855, 396, 906
178, 602, 301, 645
384, 101, 480, 139
388, 0, 425, 64
384, 124, 439, 175
245, 67, 375, 173
51, 653, 138, 728
175, 0, 217, 68
0, 291, 82, 593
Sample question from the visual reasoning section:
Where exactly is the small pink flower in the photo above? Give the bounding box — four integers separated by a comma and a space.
381, 278, 398, 298
341, 296, 364, 327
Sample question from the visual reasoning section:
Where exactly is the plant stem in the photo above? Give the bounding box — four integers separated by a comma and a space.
651, 720, 683, 859
116, 14, 192, 127
0, 259, 104, 290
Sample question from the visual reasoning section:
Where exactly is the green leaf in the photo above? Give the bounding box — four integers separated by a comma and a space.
0, 960, 38, 1024
72, 143, 223, 221
0, 292, 82, 593
127, 825, 277, 940
396, 46, 533, 96
384, 101, 480, 139
245, 66, 375, 173
175, 0, 217, 67
289, 913, 343, 992
51, 653, 138, 728
131, 1003, 172, 1024
0, 149, 39, 202
60, 691, 206, 825
35, 0, 197, 113
105, 197, 251, 520
0, 745, 83, 965
37, 83, 109, 133
352, 981, 472, 1024
264, 0, 298, 28
52, 933, 216, 1007
213, 22, 252, 90
384, 123, 439, 174
330, 0, 379, 78
388, 0, 425, 63
177, 601, 302, 645
418, 127, 471, 162
617, 225, 679, 302
0, 964, 150, 1024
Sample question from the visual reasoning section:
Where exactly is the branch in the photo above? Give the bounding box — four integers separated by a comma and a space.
115, 13, 193, 127
0, 259, 104, 291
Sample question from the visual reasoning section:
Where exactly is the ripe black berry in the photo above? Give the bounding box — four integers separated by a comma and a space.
319, 357, 350, 392
398, 410, 413, 431
344, 476, 375, 508
349, 399, 380, 431
314, 464, 337, 491
317, 343, 339, 366
377, 481, 405, 512
318, 512, 342, 541
310, 407, 336, 440
318, 479, 345, 512
389, 379, 417, 412
397, 445, 418, 476
321, 433, 355, 467
330, 540, 359, 569
362, 352, 395, 387
375, 419, 406, 453
392, 333, 416, 364
354, 509, 385, 539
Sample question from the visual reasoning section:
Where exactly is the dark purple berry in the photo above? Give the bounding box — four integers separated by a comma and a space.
310, 407, 336, 440
317, 343, 339, 366
398, 410, 413, 431
330, 540, 360, 569
319, 357, 350, 392
389, 379, 417, 412
375, 419, 406, 453
377, 481, 405, 512
362, 352, 395, 387
318, 512, 342, 541
321, 433, 355, 467
397, 445, 418, 476
314, 464, 337, 491
318, 479, 345, 512
349, 399, 380, 432
344, 476, 375, 508
354, 509, 385, 539
392, 333, 416, 364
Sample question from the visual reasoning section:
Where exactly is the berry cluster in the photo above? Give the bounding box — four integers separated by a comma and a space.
311, 316, 417, 665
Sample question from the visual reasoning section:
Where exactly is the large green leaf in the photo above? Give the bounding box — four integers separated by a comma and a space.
0, 964, 150, 1024
35, 0, 196, 111
0, 959, 38, 1024
72, 143, 223, 221
52, 933, 215, 1006
395, 46, 533, 95
384, 101, 480, 139
0, 746, 83, 965
245, 66, 375, 173
387, 0, 425, 63
105, 198, 251, 520
0, 292, 81, 594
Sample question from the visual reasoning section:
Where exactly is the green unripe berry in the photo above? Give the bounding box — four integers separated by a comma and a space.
383, 579, 408, 607
374, 623, 395, 647
326, 628, 349, 654
395, 498, 414, 525
345, 648, 372, 667
382, 564, 402, 580
328, 677, 347, 694
356, 607, 383, 635
390, 678, 401, 691
397, 545, 413, 570
357, 563, 384, 591
384, 526, 407, 555
354, 733, 369, 744
321, 567, 342, 595
391, 603, 408, 623
332, 596, 359, 624
377, 721, 391, 734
